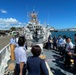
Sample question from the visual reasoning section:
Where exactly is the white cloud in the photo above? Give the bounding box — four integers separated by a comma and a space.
0, 18, 26, 30
18, 22, 22, 24
0, 9, 7, 14
0, 18, 18, 24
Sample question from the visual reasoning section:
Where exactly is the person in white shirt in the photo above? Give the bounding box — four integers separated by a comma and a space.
64, 37, 74, 68
14, 36, 27, 75
65, 37, 73, 52
10, 36, 16, 45
60, 35, 67, 59
15, 35, 19, 47
10, 35, 19, 47
57, 35, 64, 55
63, 35, 66, 47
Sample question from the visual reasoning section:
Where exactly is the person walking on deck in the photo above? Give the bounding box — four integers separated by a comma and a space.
14, 36, 27, 75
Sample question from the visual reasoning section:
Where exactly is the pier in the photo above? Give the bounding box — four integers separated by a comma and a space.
0, 35, 12, 50
58, 28, 76, 31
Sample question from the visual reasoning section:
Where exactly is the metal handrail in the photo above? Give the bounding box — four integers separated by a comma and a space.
0, 43, 10, 53
0, 43, 11, 75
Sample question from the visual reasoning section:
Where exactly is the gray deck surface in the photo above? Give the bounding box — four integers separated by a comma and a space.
44, 49, 74, 75
6, 37, 74, 75
27, 48, 74, 75
27, 37, 74, 75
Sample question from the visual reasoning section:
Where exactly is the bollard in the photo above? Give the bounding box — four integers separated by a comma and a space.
10, 44, 15, 60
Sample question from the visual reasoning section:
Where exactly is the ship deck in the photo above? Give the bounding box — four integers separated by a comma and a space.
4, 37, 74, 75
27, 48, 73, 75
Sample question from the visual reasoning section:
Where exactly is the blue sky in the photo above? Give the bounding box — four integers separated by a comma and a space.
0, 0, 76, 30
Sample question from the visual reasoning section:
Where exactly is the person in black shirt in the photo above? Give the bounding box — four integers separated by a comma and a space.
48, 35, 52, 49
53, 36, 57, 50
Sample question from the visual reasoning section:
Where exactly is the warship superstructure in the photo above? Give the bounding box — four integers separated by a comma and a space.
23, 11, 55, 43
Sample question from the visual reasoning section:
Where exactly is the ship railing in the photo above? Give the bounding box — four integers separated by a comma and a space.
0, 43, 10, 75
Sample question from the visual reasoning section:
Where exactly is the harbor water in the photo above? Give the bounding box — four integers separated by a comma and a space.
52, 31, 76, 43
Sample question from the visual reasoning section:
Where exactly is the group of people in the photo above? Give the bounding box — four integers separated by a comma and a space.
48, 34, 76, 73
10, 33, 76, 75
10, 35, 49, 75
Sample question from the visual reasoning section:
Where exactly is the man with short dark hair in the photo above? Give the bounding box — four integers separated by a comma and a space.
64, 37, 74, 68
57, 35, 64, 55
14, 36, 27, 75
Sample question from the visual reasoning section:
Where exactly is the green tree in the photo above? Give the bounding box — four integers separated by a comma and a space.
10, 27, 16, 31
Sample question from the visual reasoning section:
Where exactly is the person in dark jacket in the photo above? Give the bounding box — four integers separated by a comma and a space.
27, 45, 49, 75
48, 35, 52, 49
53, 36, 57, 50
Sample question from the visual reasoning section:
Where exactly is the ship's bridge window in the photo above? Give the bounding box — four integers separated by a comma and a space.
38, 26, 39, 28
40, 26, 42, 28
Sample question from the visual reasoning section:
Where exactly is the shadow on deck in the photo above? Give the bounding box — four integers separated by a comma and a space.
5, 48, 74, 75
44, 49, 74, 75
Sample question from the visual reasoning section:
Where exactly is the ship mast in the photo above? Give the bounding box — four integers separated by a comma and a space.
29, 10, 38, 24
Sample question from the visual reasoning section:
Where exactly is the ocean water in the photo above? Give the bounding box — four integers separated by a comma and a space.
52, 31, 76, 43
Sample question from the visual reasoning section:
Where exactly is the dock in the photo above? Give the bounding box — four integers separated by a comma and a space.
0, 35, 12, 50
